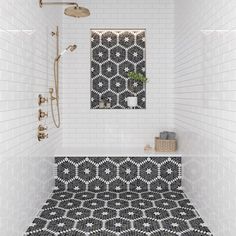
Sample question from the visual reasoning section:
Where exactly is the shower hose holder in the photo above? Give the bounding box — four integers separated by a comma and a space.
49, 88, 57, 101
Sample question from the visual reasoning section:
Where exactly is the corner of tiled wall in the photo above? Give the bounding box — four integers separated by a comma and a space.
175, 0, 236, 235
0, 1, 62, 235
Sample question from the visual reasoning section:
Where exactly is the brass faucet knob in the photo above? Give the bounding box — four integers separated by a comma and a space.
38, 94, 48, 106
38, 109, 48, 120
38, 125, 48, 131
38, 132, 48, 141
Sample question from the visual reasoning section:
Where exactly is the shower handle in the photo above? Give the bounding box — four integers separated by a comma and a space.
38, 94, 48, 106
37, 125, 48, 141
38, 125, 48, 131
38, 132, 48, 141
38, 109, 48, 120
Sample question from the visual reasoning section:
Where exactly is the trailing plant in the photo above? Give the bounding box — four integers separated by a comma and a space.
128, 71, 148, 83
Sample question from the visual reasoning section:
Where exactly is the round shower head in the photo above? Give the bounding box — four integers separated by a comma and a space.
64, 6, 90, 18
39, 1, 90, 18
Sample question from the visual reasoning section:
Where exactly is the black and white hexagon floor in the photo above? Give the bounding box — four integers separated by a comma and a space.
25, 190, 212, 236
25, 157, 212, 235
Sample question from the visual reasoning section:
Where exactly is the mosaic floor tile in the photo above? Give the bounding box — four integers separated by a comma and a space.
25, 191, 212, 236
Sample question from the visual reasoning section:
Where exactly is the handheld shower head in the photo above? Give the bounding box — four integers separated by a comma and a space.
67, 44, 77, 52
56, 44, 77, 61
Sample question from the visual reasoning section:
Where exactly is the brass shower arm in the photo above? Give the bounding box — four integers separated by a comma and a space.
39, 0, 79, 8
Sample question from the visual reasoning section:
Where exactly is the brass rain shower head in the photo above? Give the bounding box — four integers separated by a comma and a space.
64, 6, 90, 18
39, 0, 90, 18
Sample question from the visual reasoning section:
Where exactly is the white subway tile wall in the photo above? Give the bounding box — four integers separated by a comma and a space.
0, 1, 62, 235
1, 0, 236, 235
175, 0, 236, 235
61, 0, 175, 148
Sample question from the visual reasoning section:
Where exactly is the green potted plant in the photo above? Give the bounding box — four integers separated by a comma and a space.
127, 71, 148, 108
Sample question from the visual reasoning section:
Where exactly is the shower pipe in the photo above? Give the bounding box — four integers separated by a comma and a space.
50, 26, 61, 128
49, 27, 77, 128
39, 1, 78, 8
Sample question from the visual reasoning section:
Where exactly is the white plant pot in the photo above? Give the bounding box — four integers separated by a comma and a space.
127, 96, 137, 108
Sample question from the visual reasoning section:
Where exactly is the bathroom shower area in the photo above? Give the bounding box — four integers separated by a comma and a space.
0, 0, 236, 236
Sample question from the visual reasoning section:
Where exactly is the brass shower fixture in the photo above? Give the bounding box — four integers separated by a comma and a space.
37, 125, 48, 141
49, 88, 56, 101
55, 44, 77, 61
49, 26, 77, 128
39, 0, 79, 8
38, 0, 90, 129
38, 109, 48, 121
39, 0, 90, 18
38, 125, 48, 132
38, 132, 48, 141
51, 31, 58, 37
38, 94, 48, 106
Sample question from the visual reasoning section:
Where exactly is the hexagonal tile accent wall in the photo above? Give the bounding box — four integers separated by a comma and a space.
54, 157, 181, 192
91, 29, 146, 109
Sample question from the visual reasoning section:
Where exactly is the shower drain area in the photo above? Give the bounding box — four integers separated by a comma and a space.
25, 156, 212, 236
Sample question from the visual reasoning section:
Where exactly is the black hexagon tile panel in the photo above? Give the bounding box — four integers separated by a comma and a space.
25, 156, 212, 235
25, 190, 212, 236
54, 157, 181, 192
91, 30, 146, 109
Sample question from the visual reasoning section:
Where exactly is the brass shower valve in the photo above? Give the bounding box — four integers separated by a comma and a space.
38, 94, 48, 106
38, 125, 48, 132
38, 109, 48, 121
38, 132, 48, 141
37, 125, 48, 141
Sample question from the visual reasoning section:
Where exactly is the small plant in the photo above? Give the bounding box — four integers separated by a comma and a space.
128, 71, 148, 83
126, 71, 148, 108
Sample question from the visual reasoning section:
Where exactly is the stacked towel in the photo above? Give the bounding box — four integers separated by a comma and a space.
160, 131, 176, 140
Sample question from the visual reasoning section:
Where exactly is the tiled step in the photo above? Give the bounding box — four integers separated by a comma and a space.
54, 156, 182, 192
